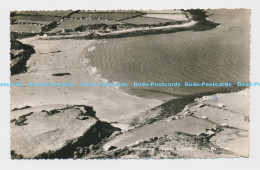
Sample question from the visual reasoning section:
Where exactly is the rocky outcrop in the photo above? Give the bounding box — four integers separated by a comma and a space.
10, 40, 35, 75
10, 105, 120, 159
84, 88, 249, 159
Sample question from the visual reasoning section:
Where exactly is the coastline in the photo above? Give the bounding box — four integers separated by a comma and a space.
10, 38, 163, 123
10, 38, 250, 158
35, 10, 219, 41
11, 85, 250, 158
37, 20, 198, 40
9, 9, 250, 159
97, 87, 250, 158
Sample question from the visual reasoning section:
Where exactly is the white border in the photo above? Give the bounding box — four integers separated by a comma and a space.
1, 0, 260, 170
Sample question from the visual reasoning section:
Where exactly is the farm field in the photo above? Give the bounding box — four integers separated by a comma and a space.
12, 10, 74, 17
9, 10, 192, 34
10, 24, 42, 33
47, 18, 120, 33
9, 9, 250, 159
143, 13, 189, 21
140, 10, 184, 14
13, 20, 51, 25
69, 12, 142, 21
11, 15, 62, 23
122, 16, 174, 25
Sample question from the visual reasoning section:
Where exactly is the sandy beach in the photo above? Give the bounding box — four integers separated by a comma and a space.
10, 38, 162, 123
9, 9, 250, 159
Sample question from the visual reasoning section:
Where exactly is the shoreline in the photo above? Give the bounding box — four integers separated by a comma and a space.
37, 20, 198, 40
11, 34, 249, 123
31, 10, 219, 41
117, 86, 249, 128
11, 38, 163, 123
10, 87, 250, 159
97, 87, 249, 158
9, 9, 250, 159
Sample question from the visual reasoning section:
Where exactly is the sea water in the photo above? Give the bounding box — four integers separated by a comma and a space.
84, 9, 250, 100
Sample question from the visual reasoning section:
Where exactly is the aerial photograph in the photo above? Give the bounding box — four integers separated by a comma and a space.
9, 9, 250, 159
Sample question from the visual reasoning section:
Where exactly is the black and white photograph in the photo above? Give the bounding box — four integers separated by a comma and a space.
9, 8, 251, 159
1, 0, 260, 170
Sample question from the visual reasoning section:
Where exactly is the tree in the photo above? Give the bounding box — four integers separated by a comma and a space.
110, 24, 117, 30
10, 12, 16, 17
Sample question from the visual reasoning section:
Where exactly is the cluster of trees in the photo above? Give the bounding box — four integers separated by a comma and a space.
186, 9, 220, 31
10, 12, 16, 17
72, 20, 189, 33
41, 21, 58, 32
186, 9, 208, 21
129, 21, 188, 28
11, 32, 40, 39
74, 24, 118, 32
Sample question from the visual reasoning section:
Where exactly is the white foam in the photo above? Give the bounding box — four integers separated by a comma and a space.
88, 46, 96, 52
79, 44, 127, 91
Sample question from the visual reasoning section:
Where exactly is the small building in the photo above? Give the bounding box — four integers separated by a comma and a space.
205, 130, 215, 135
201, 116, 207, 119
220, 123, 227, 127
218, 103, 225, 108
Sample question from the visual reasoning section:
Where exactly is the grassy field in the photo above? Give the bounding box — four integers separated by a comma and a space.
10, 24, 42, 33
69, 12, 142, 21
13, 20, 51, 25
12, 10, 73, 17
140, 10, 184, 14
11, 15, 62, 22
47, 18, 120, 33
143, 13, 189, 21
10, 10, 192, 34
122, 16, 174, 25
